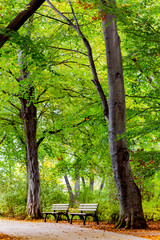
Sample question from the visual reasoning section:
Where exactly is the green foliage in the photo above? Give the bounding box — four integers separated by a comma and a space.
0, 0, 159, 223
0, 185, 27, 218
142, 173, 160, 221
0, 157, 27, 218
130, 150, 160, 180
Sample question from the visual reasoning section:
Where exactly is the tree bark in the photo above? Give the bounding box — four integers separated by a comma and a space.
99, 179, 105, 195
20, 95, 41, 219
74, 167, 80, 199
18, 47, 41, 218
64, 175, 75, 204
100, 0, 147, 229
0, 0, 45, 48
81, 176, 86, 189
75, 178, 80, 198
89, 176, 94, 192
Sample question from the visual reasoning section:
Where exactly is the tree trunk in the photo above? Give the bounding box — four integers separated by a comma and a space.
75, 167, 80, 199
20, 97, 41, 218
101, 0, 148, 229
75, 178, 80, 198
99, 179, 105, 195
89, 176, 94, 192
64, 175, 75, 204
81, 176, 86, 189
17, 34, 41, 218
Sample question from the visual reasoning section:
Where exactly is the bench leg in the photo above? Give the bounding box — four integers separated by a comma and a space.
95, 215, 99, 225
66, 214, 70, 223
70, 215, 74, 224
83, 216, 87, 225
70, 215, 85, 225
55, 213, 59, 223
44, 214, 47, 222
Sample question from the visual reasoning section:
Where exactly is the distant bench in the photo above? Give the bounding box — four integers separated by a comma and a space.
43, 204, 69, 223
69, 203, 99, 225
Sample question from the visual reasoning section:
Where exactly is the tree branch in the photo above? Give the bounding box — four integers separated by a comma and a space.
37, 115, 95, 146
127, 107, 160, 120
12, 125, 25, 145
49, 46, 87, 56
8, 101, 21, 111
46, 0, 77, 31
47, 0, 109, 120
37, 128, 61, 146
35, 12, 70, 26
37, 103, 49, 119
36, 89, 47, 102
0, 0, 45, 48
0, 135, 6, 144
125, 94, 160, 100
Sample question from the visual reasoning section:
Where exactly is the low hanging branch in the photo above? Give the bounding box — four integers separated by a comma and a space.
0, 0, 45, 48
46, 0, 109, 120
0, 135, 6, 144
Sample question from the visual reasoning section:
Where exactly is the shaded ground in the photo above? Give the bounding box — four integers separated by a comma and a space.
0, 219, 160, 240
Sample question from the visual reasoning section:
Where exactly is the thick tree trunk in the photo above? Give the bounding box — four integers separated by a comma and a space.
18, 40, 41, 219
20, 97, 41, 218
101, 0, 147, 229
64, 175, 75, 204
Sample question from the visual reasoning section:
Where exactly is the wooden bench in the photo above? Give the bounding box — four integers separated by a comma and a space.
43, 204, 69, 223
69, 203, 99, 225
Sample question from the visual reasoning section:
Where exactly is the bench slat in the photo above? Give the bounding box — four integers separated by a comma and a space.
78, 204, 98, 211
79, 204, 98, 205
78, 208, 97, 211
52, 208, 69, 210
51, 204, 69, 211
79, 206, 98, 208
52, 204, 69, 205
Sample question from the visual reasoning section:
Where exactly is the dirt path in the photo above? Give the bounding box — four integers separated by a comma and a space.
0, 219, 150, 240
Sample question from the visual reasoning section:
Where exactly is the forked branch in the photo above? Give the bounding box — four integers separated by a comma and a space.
46, 0, 109, 120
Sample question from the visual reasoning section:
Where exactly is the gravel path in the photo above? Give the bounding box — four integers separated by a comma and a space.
0, 219, 150, 240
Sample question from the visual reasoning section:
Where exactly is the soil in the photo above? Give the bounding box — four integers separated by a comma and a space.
0, 219, 160, 240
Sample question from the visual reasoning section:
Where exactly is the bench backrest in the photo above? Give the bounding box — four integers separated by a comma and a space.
51, 204, 69, 211
78, 203, 98, 212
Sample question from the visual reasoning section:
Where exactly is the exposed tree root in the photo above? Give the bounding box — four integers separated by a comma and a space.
115, 214, 149, 229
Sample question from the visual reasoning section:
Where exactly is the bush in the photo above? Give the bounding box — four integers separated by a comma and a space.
0, 183, 27, 218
